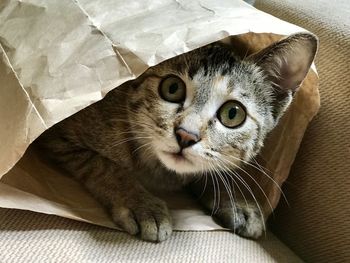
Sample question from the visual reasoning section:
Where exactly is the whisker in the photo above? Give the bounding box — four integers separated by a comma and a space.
212, 167, 221, 215
214, 162, 237, 232
250, 156, 289, 207
228, 153, 286, 201
223, 156, 274, 217
138, 143, 154, 156
250, 156, 272, 173
218, 160, 249, 209
212, 161, 235, 213
110, 136, 152, 148
222, 153, 282, 215
219, 157, 267, 234
115, 130, 150, 136
208, 162, 221, 215
110, 118, 154, 129
198, 162, 208, 199
209, 172, 217, 216
132, 142, 154, 155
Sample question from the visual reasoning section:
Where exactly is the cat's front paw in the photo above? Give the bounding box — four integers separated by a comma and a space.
215, 202, 264, 239
111, 193, 172, 242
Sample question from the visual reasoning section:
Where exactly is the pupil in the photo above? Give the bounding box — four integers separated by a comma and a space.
169, 83, 178, 94
228, 107, 237, 119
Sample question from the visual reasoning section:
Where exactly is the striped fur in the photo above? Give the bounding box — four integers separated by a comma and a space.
36, 33, 317, 242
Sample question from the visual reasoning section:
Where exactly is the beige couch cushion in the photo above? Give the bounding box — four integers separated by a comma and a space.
255, 0, 350, 262
0, 208, 301, 262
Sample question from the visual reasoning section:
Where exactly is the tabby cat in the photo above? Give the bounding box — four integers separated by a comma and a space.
37, 33, 317, 242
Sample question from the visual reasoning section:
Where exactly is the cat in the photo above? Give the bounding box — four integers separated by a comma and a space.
36, 33, 317, 242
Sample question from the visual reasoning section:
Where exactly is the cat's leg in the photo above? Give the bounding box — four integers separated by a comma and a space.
189, 177, 264, 239
41, 141, 172, 242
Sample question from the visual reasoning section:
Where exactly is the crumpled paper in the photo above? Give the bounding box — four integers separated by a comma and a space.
0, 0, 319, 231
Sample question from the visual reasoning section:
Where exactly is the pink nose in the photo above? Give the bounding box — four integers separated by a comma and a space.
175, 128, 200, 149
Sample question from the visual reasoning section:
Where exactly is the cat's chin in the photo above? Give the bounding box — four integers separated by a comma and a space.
157, 151, 202, 174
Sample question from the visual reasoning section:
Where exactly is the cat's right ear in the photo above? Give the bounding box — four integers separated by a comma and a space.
248, 33, 318, 94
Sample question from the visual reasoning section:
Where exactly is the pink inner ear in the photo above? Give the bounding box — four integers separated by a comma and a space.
252, 33, 318, 93
276, 50, 310, 91
277, 44, 315, 92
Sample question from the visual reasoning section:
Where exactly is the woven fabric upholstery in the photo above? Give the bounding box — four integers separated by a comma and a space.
255, 0, 350, 262
0, 208, 301, 263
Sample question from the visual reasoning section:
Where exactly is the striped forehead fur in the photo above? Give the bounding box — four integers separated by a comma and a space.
133, 43, 278, 169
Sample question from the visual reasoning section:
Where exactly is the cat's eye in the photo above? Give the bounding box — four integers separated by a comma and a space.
217, 101, 246, 128
159, 76, 186, 103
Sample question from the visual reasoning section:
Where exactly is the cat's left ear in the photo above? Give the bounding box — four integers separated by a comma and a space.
249, 33, 318, 93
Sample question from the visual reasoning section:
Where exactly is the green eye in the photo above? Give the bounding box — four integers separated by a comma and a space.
159, 76, 186, 103
218, 101, 246, 128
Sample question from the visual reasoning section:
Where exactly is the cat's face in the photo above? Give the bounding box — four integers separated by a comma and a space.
127, 34, 317, 175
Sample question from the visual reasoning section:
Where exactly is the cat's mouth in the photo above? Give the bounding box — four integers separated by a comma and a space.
164, 151, 192, 164
157, 149, 201, 174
